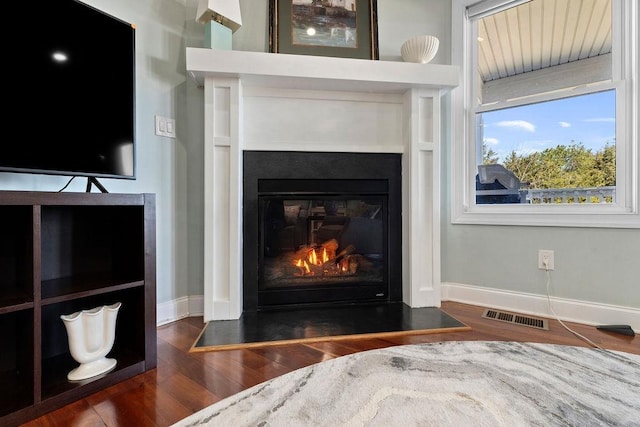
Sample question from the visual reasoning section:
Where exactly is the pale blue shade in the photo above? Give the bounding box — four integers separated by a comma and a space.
204, 21, 232, 50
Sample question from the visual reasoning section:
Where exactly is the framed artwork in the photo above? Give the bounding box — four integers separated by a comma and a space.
269, 0, 379, 60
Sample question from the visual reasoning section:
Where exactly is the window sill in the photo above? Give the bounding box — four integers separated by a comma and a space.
451, 205, 640, 228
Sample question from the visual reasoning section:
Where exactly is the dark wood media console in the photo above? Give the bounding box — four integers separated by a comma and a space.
0, 191, 156, 426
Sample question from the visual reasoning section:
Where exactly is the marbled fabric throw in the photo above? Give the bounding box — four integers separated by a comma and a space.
172, 341, 640, 426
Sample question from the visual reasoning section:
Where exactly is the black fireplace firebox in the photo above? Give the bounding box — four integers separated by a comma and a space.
243, 151, 402, 311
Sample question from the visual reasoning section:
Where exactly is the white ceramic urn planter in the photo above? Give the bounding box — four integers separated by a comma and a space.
60, 302, 121, 381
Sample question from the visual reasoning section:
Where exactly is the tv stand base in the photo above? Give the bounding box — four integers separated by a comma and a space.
86, 177, 109, 193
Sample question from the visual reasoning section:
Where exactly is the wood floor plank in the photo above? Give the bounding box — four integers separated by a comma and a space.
301, 340, 368, 358
90, 382, 171, 427
250, 344, 335, 370
20, 399, 104, 427
83, 371, 155, 407
21, 301, 638, 426
158, 318, 205, 352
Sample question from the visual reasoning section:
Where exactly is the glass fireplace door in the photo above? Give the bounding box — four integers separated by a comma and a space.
259, 195, 388, 307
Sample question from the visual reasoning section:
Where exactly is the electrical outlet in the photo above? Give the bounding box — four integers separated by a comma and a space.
538, 249, 555, 270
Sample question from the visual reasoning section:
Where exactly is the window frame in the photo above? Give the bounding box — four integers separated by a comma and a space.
451, 0, 640, 228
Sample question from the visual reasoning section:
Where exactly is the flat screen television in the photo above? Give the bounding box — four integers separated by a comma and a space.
2, 0, 135, 188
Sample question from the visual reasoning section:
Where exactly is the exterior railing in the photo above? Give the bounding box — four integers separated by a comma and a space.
525, 186, 615, 204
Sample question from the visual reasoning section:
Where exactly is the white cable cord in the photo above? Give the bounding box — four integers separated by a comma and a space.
544, 269, 604, 350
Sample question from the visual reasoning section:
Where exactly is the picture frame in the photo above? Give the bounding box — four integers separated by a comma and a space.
269, 0, 379, 60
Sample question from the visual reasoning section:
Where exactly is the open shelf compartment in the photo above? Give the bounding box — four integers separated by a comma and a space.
0, 205, 34, 311
0, 309, 34, 417
40, 205, 145, 301
40, 287, 146, 400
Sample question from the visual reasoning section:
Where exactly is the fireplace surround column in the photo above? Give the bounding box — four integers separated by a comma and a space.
187, 48, 458, 321
202, 77, 243, 319
403, 89, 441, 308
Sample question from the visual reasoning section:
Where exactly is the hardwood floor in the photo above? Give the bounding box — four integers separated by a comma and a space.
22, 301, 638, 427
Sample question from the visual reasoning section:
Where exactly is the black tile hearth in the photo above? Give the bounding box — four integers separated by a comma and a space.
190, 303, 470, 351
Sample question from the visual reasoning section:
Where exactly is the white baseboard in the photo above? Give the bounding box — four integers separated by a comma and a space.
156, 287, 639, 333
156, 295, 205, 326
442, 282, 640, 332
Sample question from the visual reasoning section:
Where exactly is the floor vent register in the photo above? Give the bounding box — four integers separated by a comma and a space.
481, 308, 549, 330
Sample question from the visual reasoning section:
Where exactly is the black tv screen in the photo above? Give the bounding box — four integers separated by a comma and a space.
2, 0, 135, 180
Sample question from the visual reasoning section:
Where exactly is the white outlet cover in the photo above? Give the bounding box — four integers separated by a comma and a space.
538, 250, 555, 270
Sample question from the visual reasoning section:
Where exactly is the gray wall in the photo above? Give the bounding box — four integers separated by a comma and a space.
2, 0, 636, 310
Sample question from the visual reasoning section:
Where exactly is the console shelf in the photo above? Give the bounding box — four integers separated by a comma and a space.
0, 191, 156, 426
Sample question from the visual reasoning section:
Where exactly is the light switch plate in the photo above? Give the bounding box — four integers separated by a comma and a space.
155, 115, 176, 138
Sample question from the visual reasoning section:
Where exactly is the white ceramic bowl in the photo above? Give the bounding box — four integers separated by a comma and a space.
401, 35, 440, 64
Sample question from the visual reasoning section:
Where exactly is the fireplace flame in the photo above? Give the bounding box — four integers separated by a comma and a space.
293, 247, 330, 276
295, 258, 312, 275
291, 240, 362, 277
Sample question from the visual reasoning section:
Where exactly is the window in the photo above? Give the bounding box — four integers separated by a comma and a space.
451, 0, 639, 228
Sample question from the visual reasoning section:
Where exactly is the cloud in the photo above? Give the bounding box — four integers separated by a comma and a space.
496, 120, 535, 132
483, 137, 499, 146
558, 121, 571, 128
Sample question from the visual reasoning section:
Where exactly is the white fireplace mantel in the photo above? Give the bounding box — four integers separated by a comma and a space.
187, 48, 458, 92
186, 47, 459, 321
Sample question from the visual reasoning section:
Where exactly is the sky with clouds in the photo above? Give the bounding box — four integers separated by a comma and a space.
480, 90, 616, 163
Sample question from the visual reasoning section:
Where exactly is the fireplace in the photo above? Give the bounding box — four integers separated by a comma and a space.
243, 151, 402, 311
187, 48, 457, 320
